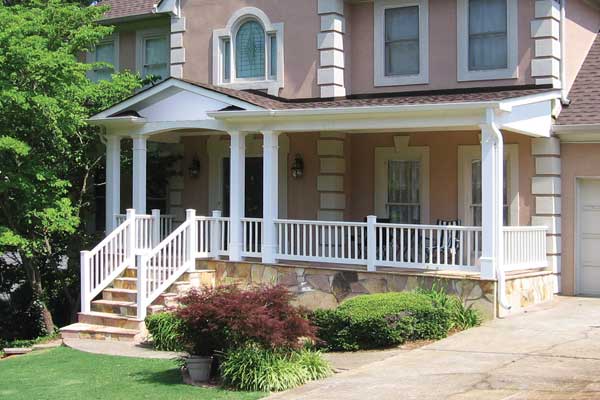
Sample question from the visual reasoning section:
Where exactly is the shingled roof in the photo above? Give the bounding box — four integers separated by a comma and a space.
181, 79, 555, 111
95, 0, 157, 21
558, 34, 600, 125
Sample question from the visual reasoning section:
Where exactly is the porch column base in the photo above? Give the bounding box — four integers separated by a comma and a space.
480, 257, 496, 280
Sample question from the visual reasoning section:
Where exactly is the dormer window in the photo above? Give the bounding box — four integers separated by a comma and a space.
457, 0, 518, 81
213, 7, 284, 95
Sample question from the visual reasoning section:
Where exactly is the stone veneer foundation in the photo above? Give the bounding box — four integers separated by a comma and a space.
199, 260, 555, 320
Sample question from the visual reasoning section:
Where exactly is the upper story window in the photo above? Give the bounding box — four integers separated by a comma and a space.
213, 7, 284, 96
374, 0, 429, 87
457, 0, 518, 81
88, 35, 118, 82
136, 28, 170, 82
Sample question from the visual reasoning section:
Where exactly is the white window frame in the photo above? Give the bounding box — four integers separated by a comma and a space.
212, 7, 284, 96
87, 33, 119, 81
457, 144, 519, 227
374, 0, 429, 87
374, 138, 430, 223
136, 28, 170, 81
457, 0, 518, 82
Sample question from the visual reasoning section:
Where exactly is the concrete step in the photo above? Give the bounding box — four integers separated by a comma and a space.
91, 299, 137, 317
60, 323, 140, 342
122, 267, 137, 278
113, 277, 137, 290
102, 288, 137, 302
78, 311, 144, 331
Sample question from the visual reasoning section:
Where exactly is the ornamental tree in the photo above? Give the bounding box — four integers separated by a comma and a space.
0, 0, 142, 332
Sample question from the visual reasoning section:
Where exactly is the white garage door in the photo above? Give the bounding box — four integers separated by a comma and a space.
578, 179, 600, 296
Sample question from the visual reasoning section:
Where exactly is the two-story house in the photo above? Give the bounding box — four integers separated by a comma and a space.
61, 0, 600, 341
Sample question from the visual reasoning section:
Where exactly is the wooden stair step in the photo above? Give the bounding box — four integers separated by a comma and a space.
60, 323, 139, 342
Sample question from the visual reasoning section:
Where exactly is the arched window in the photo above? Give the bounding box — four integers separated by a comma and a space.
235, 20, 265, 79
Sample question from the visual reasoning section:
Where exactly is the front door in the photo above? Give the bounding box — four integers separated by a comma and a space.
222, 157, 263, 218
578, 179, 600, 295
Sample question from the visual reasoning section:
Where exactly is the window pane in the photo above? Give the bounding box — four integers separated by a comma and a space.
269, 35, 277, 78
93, 42, 115, 81
144, 36, 169, 80
470, 158, 510, 226
387, 160, 420, 224
236, 21, 265, 79
223, 39, 231, 82
384, 6, 420, 76
468, 0, 507, 71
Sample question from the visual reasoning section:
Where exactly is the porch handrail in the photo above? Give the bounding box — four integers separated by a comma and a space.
503, 226, 548, 271
136, 210, 197, 320
81, 209, 137, 314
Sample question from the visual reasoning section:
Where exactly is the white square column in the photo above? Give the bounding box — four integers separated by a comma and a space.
228, 131, 246, 261
262, 131, 279, 264
480, 124, 504, 280
105, 135, 121, 233
132, 135, 147, 214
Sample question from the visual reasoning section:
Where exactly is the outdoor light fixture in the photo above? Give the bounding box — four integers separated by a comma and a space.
291, 154, 304, 179
188, 155, 200, 179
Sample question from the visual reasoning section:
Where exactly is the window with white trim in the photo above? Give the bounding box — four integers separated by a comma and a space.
374, 0, 429, 87
458, 144, 519, 227
89, 35, 118, 82
375, 140, 430, 223
213, 7, 284, 95
136, 29, 170, 81
457, 0, 518, 81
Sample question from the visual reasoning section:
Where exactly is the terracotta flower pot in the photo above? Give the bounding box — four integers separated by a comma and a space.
186, 355, 213, 383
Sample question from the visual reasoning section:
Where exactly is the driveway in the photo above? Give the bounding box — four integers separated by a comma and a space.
268, 296, 600, 400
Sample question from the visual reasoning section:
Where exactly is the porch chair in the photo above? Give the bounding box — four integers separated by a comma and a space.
429, 219, 462, 264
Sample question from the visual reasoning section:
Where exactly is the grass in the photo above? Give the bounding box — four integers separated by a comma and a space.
0, 346, 264, 400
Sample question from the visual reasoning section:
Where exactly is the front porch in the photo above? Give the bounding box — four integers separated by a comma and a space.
81, 78, 561, 324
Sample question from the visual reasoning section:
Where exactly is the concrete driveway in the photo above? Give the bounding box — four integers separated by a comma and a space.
268, 296, 600, 400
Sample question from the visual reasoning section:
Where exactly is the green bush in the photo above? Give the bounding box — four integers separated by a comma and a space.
311, 291, 453, 351
144, 312, 185, 352
416, 286, 482, 330
220, 345, 332, 392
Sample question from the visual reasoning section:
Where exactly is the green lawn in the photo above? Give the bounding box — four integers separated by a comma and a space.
0, 346, 264, 400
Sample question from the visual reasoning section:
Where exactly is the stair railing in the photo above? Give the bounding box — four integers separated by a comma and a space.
80, 209, 137, 314
136, 209, 197, 320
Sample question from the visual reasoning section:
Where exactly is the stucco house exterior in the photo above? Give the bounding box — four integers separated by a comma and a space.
61, 0, 600, 340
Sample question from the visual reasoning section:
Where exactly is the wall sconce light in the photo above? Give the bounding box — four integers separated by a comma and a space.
188, 155, 200, 179
291, 154, 304, 179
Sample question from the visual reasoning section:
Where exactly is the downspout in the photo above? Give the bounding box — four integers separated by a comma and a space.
486, 109, 511, 311
560, 0, 570, 105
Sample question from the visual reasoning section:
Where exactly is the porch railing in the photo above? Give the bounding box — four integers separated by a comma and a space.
115, 211, 176, 247
503, 226, 548, 271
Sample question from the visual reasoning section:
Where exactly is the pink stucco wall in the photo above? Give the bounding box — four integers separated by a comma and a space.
560, 143, 600, 296
347, 0, 535, 95
180, 0, 320, 98
564, 0, 600, 93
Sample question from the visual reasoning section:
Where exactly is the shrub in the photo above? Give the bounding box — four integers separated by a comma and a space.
145, 312, 184, 352
416, 285, 482, 330
176, 285, 316, 356
311, 291, 453, 351
220, 345, 332, 392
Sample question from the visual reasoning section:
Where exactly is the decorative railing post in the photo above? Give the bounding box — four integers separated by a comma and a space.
151, 209, 161, 247
186, 209, 197, 271
366, 215, 377, 272
126, 208, 136, 258
80, 250, 91, 313
210, 210, 222, 259
136, 254, 147, 320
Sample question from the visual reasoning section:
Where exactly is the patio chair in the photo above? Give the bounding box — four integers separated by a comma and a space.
429, 219, 462, 264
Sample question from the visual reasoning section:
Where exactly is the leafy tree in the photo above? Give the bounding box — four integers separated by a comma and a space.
0, 0, 142, 332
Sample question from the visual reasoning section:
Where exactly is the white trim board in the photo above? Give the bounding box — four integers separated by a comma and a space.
207, 134, 289, 218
